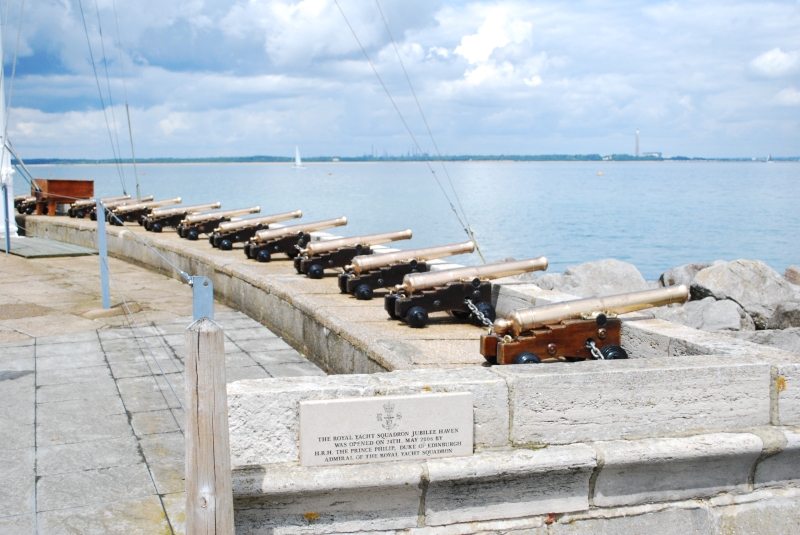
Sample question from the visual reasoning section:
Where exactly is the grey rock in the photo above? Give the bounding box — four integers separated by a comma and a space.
658, 261, 721, 288
652, 297, 755, 332
768, 301, 800, 329
517, 259, 649, 297
726, 328, 800, 355
691, 259, 800, 329
786, 265, 800, 285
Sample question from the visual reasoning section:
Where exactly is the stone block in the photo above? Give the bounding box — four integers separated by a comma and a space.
756, 428, 800, 486
373, 367, 510, 449
228, 375, 377, 466
775, 362, 800, 425
233, 461, 423, 534
492, 356, 771, 445
768, 301, 800, 329
554, 506, 712, 535
785, 265, 800, 286
593, 433, 763, 507
424, 445, 595, 526
708, 490, 800, 535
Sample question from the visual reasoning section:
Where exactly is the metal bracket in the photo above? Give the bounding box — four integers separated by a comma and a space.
192, 276, 214, 321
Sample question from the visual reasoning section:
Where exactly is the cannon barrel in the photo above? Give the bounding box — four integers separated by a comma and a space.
114, 197, 181, 214
72, 195, 131, 208
150, 202, 221, 218
398, 257, 548, 294
253, 216, 348, 242
493, 284, 690, 337
184, 206, 261, 224
217, 210, 303, 232
304, 229, 412, 256
348, 241, 475, 274
102, 196, 154, 209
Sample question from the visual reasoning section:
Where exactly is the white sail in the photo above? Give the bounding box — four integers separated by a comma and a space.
292, 146, 305, 169
0, 20, 18, 240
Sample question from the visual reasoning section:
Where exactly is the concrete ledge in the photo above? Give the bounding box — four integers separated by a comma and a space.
424, 445, 595, 525
756, 428, 800, 487
492, 356, 771, 445
593, 433, 763, 507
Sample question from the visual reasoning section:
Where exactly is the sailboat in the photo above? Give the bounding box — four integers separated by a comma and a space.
292, 146, 305, 169
766, 154, 773, 163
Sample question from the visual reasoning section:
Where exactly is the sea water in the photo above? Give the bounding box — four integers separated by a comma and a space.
24, 161, 799, 280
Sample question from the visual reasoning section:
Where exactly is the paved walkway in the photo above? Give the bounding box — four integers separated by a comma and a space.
0, 251, 325, 534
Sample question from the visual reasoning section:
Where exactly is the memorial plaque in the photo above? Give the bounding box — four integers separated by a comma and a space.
300, 392, 473, 466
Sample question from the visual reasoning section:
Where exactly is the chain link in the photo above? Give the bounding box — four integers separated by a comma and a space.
585, 339, 604, 360
464, 298, 494, 331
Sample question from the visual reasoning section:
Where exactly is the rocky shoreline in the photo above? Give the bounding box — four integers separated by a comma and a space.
516, 259, 800, 354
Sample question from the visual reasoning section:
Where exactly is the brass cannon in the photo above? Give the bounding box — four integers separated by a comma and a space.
210, 210, 303, 250
15, 195, 36, 215
68, 195, 130, 218
385, 257, 548, 328
142, 202, 222, 232
89, 196, 154, 220
295, 229, 413, 279
108, 198, 182, 225
338, 241, 476, 300
244, 217, 348, 262
177, 206, 261, 240
480, 285, 690, 364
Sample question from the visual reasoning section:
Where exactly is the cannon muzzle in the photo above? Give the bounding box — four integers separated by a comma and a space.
253, 216, 348, 242
150, 202, 221, 218
398, 257, 548, 294
183, 206, 261, 224
114, 197, 182, 214
72, 195, 131, 208
304, 229, 412, 256
348, 241, 475, 274
216, 210, 303, 232
493, 284, 690, 337
103, 196, 154, 209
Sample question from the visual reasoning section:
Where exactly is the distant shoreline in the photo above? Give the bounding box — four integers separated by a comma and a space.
19, 155, 800, 165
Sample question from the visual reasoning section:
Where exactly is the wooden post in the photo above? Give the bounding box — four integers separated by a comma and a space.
185, 318, 234, 534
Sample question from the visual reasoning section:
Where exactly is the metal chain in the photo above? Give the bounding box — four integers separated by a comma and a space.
585, 339, 605, 360
464, 298, 494, 331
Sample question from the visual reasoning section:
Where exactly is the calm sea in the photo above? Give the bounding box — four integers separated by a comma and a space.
24, 161, 799, 280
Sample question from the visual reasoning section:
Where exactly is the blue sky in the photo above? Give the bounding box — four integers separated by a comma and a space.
5, 0, 800, 159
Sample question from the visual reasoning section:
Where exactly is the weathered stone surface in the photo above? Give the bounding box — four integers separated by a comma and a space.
726, 328, 800, 355
492, 356, 771, 445
593, 433, 763, 507
373, 367, 510, 449
227, 375, 377, 466
515, 259, 649, 298
756, 428, 800, 486
691, 259, 800, 329
768, 301, 800, 329
425, 446, 595, 526
786, 265, 800, 285
652, 296, 755, 332
775, 362, 800, 425
708, 490, 800, 535
658, 261, 720, 288
233, 461, 423, 534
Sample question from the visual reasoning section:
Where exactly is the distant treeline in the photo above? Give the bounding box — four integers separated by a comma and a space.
16, 154, 800, 165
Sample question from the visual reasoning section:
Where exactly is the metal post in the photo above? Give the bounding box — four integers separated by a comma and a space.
2, 184, 9, 254
192, 276, 214, 321
96, 199, 111, 309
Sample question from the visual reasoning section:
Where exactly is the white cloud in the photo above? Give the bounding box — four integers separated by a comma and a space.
750, 48, 800, 77
775, 88, 800, 106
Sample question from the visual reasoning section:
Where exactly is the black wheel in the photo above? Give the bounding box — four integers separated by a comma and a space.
256, 250, 271, 263
600, 344, 628, 360
307, 264, 325, 279
354, 284, 373, 301
472, 302, 496, 325
25, 206, 34, 215
76, 209, 85, 219
513, 352, 542, 364
451, 310, 471, 320
220, 239, 233, 251
90, 212, 97, 221
186, 230, 199, 241
152, 223, 162, 233
405, 306, 428, 328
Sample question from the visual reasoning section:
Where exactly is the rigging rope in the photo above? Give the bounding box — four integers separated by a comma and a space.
76, 0, 128, 195
0, 0, 25, 184
373, 0, 485, 263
